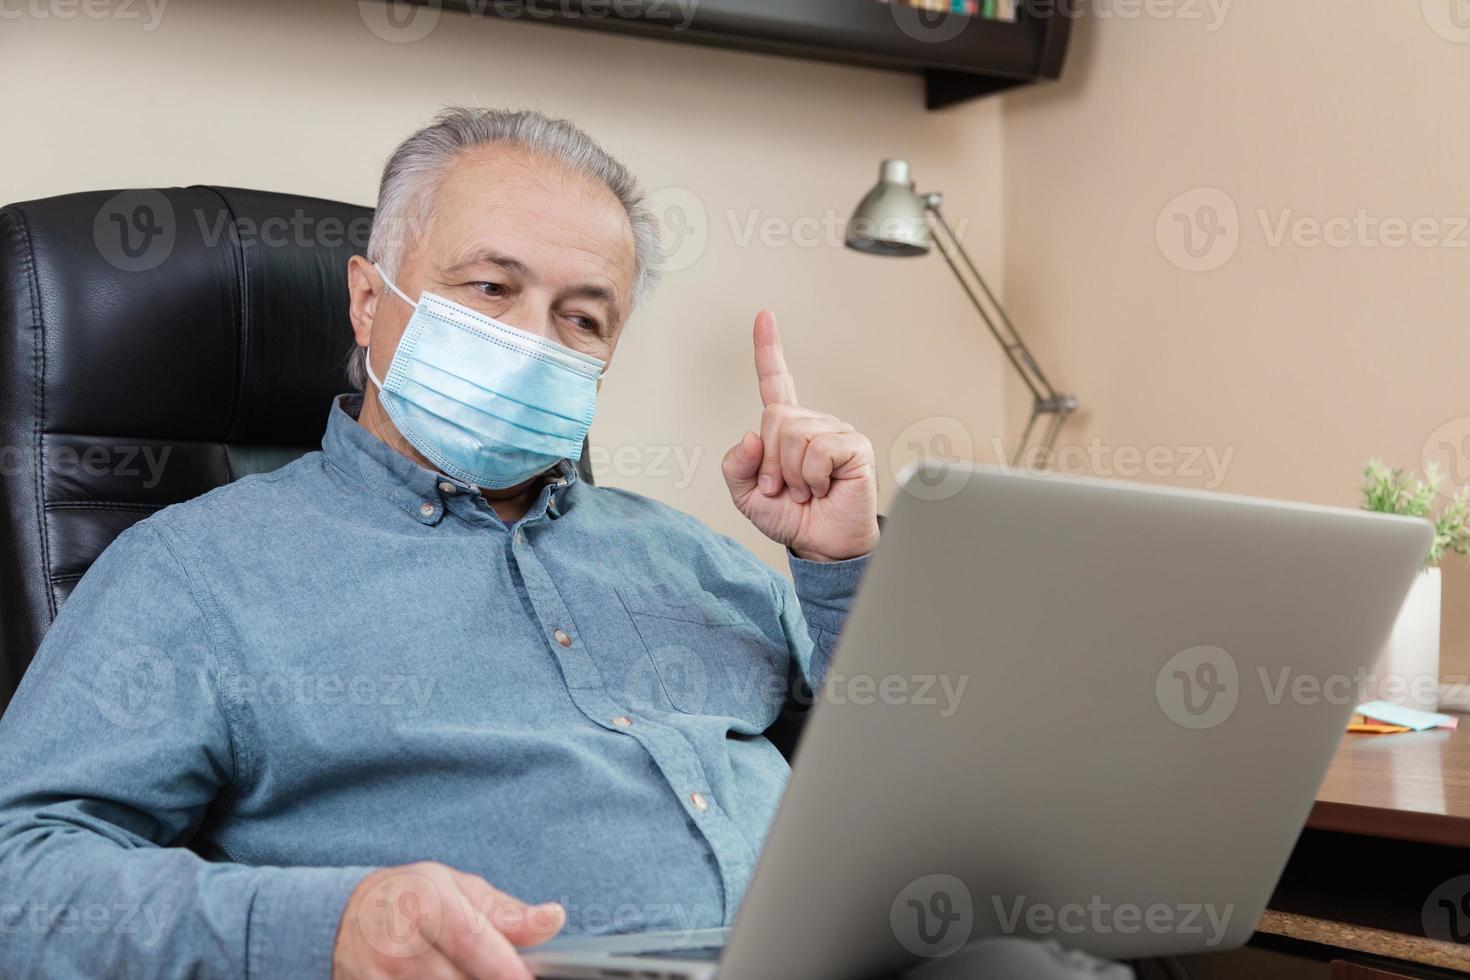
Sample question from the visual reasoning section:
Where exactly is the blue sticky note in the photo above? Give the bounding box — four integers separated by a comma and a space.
1355, 700, 1455, 731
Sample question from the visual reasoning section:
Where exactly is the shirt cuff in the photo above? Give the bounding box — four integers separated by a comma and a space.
787, 551, 871, 635
247, 865, 375, 980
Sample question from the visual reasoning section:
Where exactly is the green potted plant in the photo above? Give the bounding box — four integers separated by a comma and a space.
1361, 460, 1470, 710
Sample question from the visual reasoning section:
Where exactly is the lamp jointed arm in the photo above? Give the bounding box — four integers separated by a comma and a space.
924, 200, 1078, 469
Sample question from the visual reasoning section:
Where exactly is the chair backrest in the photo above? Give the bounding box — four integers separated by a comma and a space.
0, 186, 375, 711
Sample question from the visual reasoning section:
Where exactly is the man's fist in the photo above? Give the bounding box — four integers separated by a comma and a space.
722, 311, 879, 562
333, 861, 564, 979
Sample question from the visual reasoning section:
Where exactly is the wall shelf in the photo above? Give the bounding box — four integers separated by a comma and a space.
429, 0, 1072, 108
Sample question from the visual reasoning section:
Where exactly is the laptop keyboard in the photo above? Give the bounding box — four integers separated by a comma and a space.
613, 946, 724, 961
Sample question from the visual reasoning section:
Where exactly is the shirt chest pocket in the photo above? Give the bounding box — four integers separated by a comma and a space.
615, 586, 789, 733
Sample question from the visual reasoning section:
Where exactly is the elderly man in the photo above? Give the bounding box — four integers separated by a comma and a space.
0, 108, 879, 979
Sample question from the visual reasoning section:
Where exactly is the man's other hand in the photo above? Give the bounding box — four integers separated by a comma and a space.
334, 862, 565, 979
722, 310, 880, 563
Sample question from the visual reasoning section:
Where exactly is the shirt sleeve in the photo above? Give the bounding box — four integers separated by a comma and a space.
779, 551, 872, 695
0, 520, 372, 980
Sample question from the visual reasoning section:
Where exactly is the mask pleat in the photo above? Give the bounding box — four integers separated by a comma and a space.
395, 378, 586, 456
406, 357, 592, 431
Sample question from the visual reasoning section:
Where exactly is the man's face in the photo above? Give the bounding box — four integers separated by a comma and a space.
351, 143, 638, 375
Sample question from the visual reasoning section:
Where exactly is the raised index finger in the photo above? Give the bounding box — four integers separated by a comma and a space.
753, 310, 798, 407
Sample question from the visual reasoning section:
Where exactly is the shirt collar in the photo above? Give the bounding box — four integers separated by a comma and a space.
321, 394, 581, 525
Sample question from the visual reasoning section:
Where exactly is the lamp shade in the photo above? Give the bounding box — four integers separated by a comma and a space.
844, 159, 932, 257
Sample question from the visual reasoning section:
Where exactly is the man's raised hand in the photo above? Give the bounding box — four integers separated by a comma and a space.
721, 311, 879, 562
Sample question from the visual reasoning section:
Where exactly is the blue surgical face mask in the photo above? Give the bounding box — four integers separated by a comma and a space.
362, 264, 606, 490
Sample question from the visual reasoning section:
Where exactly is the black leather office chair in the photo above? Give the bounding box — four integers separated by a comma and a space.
0, 186, 391, 711
0, 185, 808, 758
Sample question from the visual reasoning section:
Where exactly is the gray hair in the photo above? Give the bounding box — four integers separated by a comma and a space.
347, 106, 661, 390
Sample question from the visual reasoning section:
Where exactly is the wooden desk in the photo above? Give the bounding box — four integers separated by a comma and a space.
1309, 725, 1470, 848
1251, 724, 1470, 978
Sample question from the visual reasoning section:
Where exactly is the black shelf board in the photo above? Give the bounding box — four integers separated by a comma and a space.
425, 0, 1071, 108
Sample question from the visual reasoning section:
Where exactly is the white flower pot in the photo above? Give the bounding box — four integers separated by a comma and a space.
1364, 566, 1442, 711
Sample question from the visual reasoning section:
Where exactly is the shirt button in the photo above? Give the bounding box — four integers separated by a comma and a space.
690, 792, 710, 812
418, 502, 435, 518
438, 481, 457, 495
612, 715, 633, 728
553, 629, 572, 647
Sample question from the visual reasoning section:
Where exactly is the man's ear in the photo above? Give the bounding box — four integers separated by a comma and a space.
346, 255, 380, 351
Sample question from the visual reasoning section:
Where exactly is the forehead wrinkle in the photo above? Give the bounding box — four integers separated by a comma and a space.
430, 144, 636, 315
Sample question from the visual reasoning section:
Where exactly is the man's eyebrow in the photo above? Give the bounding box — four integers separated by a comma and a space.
445, 249, 623, 324
573, 284, 622, 327
444, 250, 529, 276
568, 283, 616, 304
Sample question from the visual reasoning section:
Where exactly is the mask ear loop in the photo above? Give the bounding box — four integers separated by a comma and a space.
373, 262, 418, 309
362, 262, 419, 391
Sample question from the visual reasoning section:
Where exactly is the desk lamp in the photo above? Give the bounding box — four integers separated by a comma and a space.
844, 159, 1077, 469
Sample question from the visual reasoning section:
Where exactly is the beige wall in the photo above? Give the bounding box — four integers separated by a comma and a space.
1, 0, 1006, 570
1000, 3, 1470, 683
9, 2, 1461, 674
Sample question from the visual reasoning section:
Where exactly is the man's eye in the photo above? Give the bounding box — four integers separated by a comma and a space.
472, 282, 506, 297
567, 315, 600, 333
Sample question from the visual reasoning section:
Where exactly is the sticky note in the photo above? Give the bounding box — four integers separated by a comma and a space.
1355, 700, 1458, 732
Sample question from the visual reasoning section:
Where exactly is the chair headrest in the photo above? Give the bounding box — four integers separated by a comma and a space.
3, 185, 371, 446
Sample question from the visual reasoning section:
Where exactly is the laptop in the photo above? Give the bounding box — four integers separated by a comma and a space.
525, 463, 1432, 980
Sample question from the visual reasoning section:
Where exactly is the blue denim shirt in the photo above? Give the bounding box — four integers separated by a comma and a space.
0, 395, 868, 979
